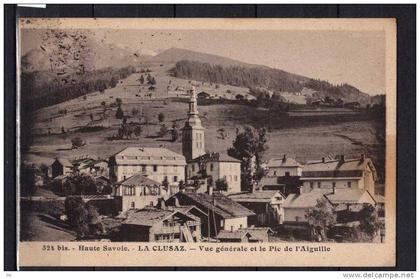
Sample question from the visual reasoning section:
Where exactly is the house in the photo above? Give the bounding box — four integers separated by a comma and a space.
217, 227, 274, 243
301, 154, 377, 195
186, 152, 242, 193
119, 207, 202, 242
108, 147, 186, 189
323, 187, 376, 212
74, 158, 109, 177
267, 155, 302, 177
259, 175, 302, 197
242, 227, 274, 242
282, 189, 332, 228
166, 191, 255, 237
114, 174, 168, 212
217, 230, 253, 242
228, 190, 285, 226
51, 158, 73, 178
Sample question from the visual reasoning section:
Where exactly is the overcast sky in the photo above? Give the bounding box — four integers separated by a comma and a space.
21, 28, 385, 96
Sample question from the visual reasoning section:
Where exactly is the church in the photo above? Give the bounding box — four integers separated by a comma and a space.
182, 87, 242, 193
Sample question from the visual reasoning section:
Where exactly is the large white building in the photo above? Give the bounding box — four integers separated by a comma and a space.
300, 154, 377, 195
186, 152, 242, 193
108, 147, 186, 186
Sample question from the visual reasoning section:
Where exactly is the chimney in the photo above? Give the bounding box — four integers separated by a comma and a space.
208, 185, 214, 196
361, 154, 366, 161
283, 154, 287, 162
332, 185, 336, 194
174, 197, 180, 207
157, 198, 167, 210
340, 155, 345, 162
322, 157, 325, 163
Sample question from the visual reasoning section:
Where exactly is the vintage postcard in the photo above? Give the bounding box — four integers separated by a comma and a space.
17, 18, 396, 267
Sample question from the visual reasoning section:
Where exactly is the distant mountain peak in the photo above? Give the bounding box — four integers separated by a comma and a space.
150, 47, 256, 68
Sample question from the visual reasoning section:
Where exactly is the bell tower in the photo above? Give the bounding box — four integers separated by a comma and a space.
182, 87, 205, 161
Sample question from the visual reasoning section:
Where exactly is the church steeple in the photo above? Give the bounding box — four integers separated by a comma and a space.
182, 87, 205, 161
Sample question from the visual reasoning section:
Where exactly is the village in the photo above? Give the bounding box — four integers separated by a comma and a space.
21, 87, 385, 244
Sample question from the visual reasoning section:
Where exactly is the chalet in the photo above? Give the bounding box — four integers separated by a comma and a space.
108, 147, 186, 190
114, 174, 169, 212
323, 187, 376, 212
228, 190, 285, 226
166, 191, 255, 237
217, 230, 253, 242
186, 152, 242, 193
282, 189, 333, 227
51, 158, 73, 178
301, 154, 377, 195
267, 155, 302, 177
217, 227, 274, 243
119, 207, 202, 242
74, 158, 109, 177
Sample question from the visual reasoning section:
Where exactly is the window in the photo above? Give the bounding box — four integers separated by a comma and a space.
317, 182, 321, 188
285, 171, 290, 177
142, 165, 146, 172
131, 202, 135, 208
347, 181, 352, 188
274, 171, 277, 176
220, 220, 224, 227
173, 176, 178, 182
234, 175, 238, 182
210, 164, 214, 171
192, 164, 195, 172
310, 182, 314, 189
153, 165, 158, 172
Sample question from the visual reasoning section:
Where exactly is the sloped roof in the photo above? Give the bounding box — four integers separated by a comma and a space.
122, 208, 196, 227
283, 189, 327, 208
217, 230, 251, 240
323, 188, 376, 205
302, 157, 377, 180
190, 152, 241, 163
178, 192, 255, 218
239, 227, 273, 241
227, 190, 284, 203
267, 156, 302, 168
111, 147, 186, 166
119, 174, 161, 186
259, 176, 279, 186
54, 158, 73, 167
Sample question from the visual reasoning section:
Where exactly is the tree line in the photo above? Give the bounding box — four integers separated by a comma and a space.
171, 60, 367, 100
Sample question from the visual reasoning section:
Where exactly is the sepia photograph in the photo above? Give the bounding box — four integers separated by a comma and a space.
16, 17, 396, 267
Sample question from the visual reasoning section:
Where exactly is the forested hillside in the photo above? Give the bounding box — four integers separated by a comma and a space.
21, 66, 136, 109
171, 60, 370, 104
